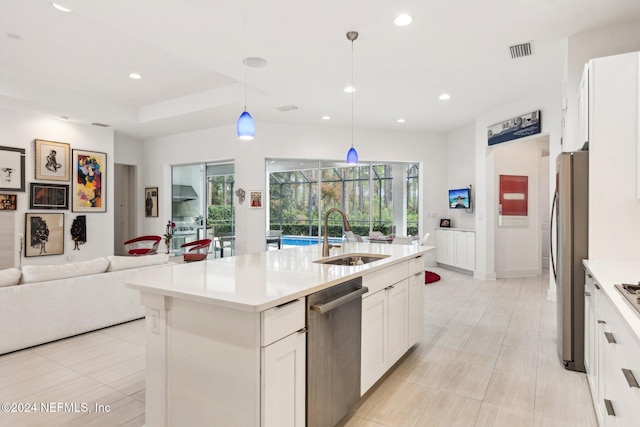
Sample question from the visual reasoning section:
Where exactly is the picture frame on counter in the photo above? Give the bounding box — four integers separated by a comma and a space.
72, 149, 106, 212
0, 194, 17, 211
29, 183, 69, 210
0, 146, 26, 192
439, 218, 451, 228
35, 139, 71, 182
25, 212, 64, 257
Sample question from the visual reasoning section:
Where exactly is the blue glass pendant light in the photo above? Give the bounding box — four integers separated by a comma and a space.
346, 31, 359, 165
347, 146, 358, 164
237, 109, 255, 140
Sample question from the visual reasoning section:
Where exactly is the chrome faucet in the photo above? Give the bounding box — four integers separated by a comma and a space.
322, 207, 352, 257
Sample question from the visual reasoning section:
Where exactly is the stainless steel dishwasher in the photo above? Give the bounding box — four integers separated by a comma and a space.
306, 277, 368, 427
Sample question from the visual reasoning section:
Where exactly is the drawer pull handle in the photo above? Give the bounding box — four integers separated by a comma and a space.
594, 283, 600, 290
604, 332, 616, 344
586, 273, 592, 279
597, 320, 606, 324
413, 272, 423, 277
604, 399, 615, 416
298, 327, 308, 334
622, 369, 639, 388
276, 299, 300, 309
585, 292, 591, 297
386, 285, 395, 290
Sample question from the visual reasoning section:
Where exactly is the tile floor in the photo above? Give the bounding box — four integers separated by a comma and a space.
0, 267, 597, 427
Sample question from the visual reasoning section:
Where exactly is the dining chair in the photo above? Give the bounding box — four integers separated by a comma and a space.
391, 236, 414, 245
266, 230, 283, 250
181, 239, 212, 263
215, 232, 235, 258
419, 233, 430, 246
124, 235, 162, 256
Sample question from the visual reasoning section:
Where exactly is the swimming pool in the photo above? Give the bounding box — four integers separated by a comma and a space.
281, 236, 343, 246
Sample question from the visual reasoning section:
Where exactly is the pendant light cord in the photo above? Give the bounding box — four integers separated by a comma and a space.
243, 0, 247, 110
351, 38, 354, 149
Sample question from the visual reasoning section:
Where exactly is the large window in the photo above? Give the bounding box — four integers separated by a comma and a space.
267, 159, 420, 239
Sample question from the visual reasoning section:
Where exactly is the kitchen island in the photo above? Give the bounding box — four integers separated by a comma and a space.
126, 242, 433, 427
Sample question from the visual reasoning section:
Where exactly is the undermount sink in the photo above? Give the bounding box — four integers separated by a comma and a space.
314, 253, 390, 266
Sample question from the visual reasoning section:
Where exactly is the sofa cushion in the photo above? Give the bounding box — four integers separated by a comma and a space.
0, 268, 22, 288
20, 257, 110, 284
107, 253, 169, 272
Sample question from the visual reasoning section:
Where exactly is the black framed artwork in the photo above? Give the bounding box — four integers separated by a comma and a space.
29, 183, 69, 210
25, 212, 64, 257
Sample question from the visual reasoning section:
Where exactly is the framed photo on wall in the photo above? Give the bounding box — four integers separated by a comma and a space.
145, 187, 158, 217
0, 146, 26, 192
29, 183, 69, 210
0, 194, 17, 210
35, 139, 71, 181
72, 149, 106, 212
249, 191, 263, 208
25, 212, 64, 257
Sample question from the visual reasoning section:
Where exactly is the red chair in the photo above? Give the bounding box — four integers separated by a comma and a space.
124, 235, 162, 256
181, 239, 212, 263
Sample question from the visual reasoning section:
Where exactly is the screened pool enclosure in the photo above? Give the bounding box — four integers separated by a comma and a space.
267, 159, 420, 241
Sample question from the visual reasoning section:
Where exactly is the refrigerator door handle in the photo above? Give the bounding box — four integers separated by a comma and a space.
550, 191, 557, 282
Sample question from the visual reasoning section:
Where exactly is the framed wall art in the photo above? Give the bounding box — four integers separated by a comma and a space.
29, 183, 69, 210
249, 191, 263, 208
0, 194, 17, 210
145, 187, 158, 217
487, 110, 541, 146
35, 139, 70, 181
0, 146, 26, 192
72, 149, 106, 212
25, 212, 64, 257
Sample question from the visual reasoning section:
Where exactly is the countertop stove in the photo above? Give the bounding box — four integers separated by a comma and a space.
615, 283, 640, 316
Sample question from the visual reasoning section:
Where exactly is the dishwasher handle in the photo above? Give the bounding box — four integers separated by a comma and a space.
310, 286, 369, 314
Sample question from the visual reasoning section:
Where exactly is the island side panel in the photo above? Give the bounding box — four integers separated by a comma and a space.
144, 293, 262, 426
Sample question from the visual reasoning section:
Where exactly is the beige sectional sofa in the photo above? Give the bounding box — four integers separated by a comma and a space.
0, 254, 171, 355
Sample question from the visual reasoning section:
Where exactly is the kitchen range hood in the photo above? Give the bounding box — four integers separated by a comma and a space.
172, 185, 198, 201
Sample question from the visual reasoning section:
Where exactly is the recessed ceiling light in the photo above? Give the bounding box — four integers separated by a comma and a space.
394, 14, 413, 26
129, 73, 142, 80
439, 93, 451, 101
344, 85, 356, 93
397, 118, 406, 123
51, 2, 71, 12
322, 115, 331, 120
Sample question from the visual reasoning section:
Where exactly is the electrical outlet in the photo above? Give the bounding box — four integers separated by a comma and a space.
149, 309, 160, 334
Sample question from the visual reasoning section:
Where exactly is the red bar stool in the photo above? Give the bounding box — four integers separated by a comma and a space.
124, 235, 162, 256
181, 239, 212, 263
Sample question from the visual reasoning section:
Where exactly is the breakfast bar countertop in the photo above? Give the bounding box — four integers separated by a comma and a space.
126, 242, 433, 312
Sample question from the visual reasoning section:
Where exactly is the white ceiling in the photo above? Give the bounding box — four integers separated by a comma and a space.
2, 0, 640, 140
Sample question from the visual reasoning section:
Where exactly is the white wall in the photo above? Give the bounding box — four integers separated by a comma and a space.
474, 89, 562, 281
0, 108, 115, 267
142, 123, 447, 255
445, 124, 476, 230
493, 136, 548, 278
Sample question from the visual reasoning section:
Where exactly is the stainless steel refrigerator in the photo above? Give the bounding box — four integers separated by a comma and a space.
551, 150, 588, 372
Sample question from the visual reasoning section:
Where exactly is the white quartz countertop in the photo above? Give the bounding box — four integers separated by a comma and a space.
126, 242, 433, 312
582, 259, 640, 343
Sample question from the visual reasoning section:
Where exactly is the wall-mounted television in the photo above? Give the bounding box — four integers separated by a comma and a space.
449, 188, 471, 209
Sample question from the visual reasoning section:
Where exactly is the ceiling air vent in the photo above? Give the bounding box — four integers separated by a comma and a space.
509, 42, 534, 59
276, 105, 298, 112
91, 122, 111, 127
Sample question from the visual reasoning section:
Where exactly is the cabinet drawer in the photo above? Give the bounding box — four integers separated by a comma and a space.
362, 261, 408, 295
261, 299, 305, 347
605, 299, 640, 370
408, 255, 425, 275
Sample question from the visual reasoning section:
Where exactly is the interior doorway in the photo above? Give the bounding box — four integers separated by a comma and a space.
114, 163, 136, 255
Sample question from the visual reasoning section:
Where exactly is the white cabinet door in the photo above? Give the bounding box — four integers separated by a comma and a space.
408, 272, 424, 347
262, 330, 306, 427
387, 279, 409, 366
361, 290, 388, 394
435, 229, 449, 264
